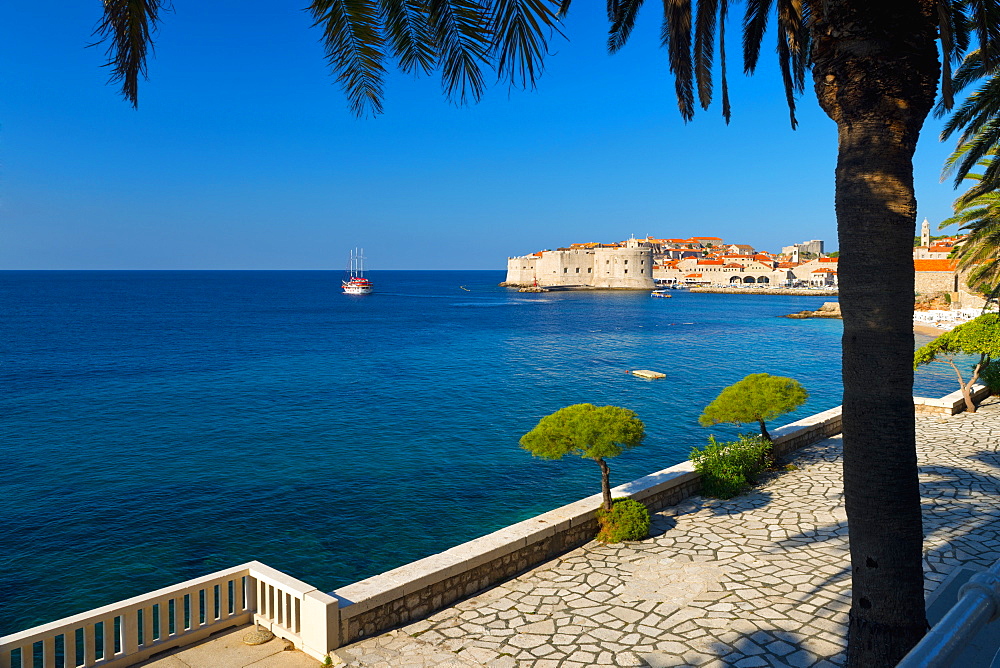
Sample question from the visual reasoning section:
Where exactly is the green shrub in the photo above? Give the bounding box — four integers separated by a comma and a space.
596, 498, 650, 543
981, 360, 1000, 395
691, 434, 772, 499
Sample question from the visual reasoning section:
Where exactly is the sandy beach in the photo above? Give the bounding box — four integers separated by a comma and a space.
914, 322, 949, 337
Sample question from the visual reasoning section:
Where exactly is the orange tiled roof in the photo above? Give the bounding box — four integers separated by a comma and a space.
685, 273, 703, 277
697, 260, 724, 265
812, 268, 835, 273
724, 263, 744, 268
914, 259, 955, 272
819, 257, 839, 263
691, 237, 723, 240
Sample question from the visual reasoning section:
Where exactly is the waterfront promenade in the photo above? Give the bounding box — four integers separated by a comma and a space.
322, 399, 1000, 668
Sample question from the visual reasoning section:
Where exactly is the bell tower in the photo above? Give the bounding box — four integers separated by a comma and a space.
920, 218, 931, 247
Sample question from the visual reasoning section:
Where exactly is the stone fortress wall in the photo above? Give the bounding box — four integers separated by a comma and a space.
505, 242, 655, 289
915, 270, 960, 294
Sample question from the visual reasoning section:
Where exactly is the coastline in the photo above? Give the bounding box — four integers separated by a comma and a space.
914, 322, 948, 337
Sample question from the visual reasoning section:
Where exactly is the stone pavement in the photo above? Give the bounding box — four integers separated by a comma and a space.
331, 398, 1000, 668
137, 626, 319, 668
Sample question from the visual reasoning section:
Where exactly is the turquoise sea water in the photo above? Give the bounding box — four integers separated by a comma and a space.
0, 270, 958, 634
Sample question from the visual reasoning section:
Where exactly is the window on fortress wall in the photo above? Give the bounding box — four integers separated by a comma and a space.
588, 268, 592, 273
564, 268, 568, 273
625, 260, 628, 265
625, 270, 628, 274
575, 267, 580, 273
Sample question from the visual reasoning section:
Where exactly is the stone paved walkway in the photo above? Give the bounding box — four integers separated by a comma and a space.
332, 398, 1000, 668
138, 626, 319, 668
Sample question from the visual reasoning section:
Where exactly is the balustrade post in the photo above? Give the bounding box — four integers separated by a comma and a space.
142, 606, 154, 645
299, 590, 340, 660
101, 618, 115, 662
63, 630, 77, 668
42, 637, 54, 667
243, 575, 255, 613
122, 608, 139, 655
83, 624, 96, 666
203, 586, 214, 626
17, 644, 32, 668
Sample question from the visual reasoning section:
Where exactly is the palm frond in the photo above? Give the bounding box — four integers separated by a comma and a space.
694, 0, 719, 109
94, 0, 165, 108
742, 0, 773, 74
965, 0, 1000, 68
940, 76, 1000, 141
774, 0, 806, 128
661, 0, 694, 121
310, 0, 387, 117
427, 0, 491, 105
941, 154, 1000, 293
608, 0, 645, 53
489, 0, 563, 88
953, 49, 993, 94
380, 0, 437, 74
950, 118, 1000, 191
938, 0, 956, 109
718, 0, 731, 122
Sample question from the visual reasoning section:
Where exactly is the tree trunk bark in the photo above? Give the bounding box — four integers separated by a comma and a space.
963, 386, 978, 414
947, 359, 977, 414
597, 458, 612, 510
809, 2, 938, 664
758, 420, 771, 442
965, 356, 987, 413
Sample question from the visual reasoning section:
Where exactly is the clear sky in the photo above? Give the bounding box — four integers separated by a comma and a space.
0, 3, 965, 270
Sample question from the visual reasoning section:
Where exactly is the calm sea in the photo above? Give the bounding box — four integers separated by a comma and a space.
0, 270, 958, 633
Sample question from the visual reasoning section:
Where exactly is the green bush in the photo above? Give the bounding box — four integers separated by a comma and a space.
691, 434, 772, 499
981, 360, 1000, 395
596, 498, 650, 543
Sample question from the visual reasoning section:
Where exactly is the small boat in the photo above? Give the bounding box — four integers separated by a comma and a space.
342, 248, 373, 295
651, 290, 672, 298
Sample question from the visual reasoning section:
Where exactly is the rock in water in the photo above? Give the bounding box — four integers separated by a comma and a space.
783, 302, 841, 319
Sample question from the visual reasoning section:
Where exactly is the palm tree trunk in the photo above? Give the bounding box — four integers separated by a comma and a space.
809, 2, 938, 664
597, 458, 612, 510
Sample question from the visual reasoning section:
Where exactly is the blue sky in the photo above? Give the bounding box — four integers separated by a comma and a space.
0, 3, 965, 270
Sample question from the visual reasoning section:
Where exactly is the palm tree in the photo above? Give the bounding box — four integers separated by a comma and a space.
941, 166, 1000, 296
91, 1, 1000, 665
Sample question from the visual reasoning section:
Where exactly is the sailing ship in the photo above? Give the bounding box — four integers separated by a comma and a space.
342, 248, 373, 295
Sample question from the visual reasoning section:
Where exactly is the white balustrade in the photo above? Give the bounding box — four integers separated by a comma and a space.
0, 562, 338, 668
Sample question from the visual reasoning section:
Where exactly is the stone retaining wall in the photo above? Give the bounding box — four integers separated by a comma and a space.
914, 383, 990, 415
770, 405, 843, 460
329, 406, 844, 647
327, 387, 991, 649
